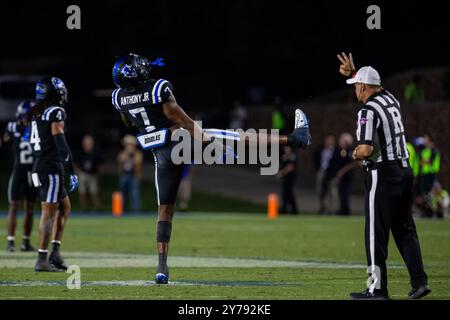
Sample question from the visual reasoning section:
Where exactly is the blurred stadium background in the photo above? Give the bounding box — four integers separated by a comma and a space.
0, 0, 449, 299
1, 1, 449, 214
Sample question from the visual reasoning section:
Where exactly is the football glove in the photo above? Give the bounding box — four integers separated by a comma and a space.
69, 174, 79, 193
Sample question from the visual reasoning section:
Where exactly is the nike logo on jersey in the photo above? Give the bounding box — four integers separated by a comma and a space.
121, 92, 150, 106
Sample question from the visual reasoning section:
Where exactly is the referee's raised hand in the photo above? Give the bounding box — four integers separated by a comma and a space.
337, 52, 356, 77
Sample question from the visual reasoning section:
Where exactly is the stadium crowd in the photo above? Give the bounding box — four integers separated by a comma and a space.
0, 68, 448, 218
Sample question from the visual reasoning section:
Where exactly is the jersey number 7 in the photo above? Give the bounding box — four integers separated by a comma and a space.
128, 107, 155, 132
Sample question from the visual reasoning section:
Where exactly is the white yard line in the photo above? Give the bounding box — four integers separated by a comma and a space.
0, 280, 301, 287
0, 251, 403, 269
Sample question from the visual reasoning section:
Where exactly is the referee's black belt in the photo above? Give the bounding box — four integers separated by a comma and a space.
363, 159, 409, 171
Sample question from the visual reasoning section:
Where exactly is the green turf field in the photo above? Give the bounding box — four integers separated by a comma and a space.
0, 214, 449, 299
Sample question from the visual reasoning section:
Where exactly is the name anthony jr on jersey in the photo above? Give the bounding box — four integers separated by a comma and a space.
120, 92, 151, 106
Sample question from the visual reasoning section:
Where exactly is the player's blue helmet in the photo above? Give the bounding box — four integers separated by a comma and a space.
16, 100, 34, 120
35, 76, 68, 105
112, 53, 163, 90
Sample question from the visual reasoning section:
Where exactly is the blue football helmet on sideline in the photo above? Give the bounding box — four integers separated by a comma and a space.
35, 76, 68, 105
112, 53, 154, 90
16, 100, 34, 121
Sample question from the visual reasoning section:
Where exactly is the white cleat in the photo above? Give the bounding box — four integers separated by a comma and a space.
288, 108, 312, 148
295, 108, 309, 129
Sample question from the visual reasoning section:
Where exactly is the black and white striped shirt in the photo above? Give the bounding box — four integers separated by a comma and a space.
356, 90, 409, 163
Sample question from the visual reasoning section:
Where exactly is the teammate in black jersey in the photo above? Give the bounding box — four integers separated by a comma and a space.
3, 101, 37, 252
29, 76, 79, 272
112, 53, 312, 284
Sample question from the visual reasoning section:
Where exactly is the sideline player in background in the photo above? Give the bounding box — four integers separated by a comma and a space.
29, 77, 79, 272
111, 53, 312, 284
3, 101, 37, 252
338, 52, 430, 300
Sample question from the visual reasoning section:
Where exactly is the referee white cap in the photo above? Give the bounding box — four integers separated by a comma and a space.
346, 66, 381, 85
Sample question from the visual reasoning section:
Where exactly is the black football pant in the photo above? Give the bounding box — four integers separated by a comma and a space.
364, 163, 428, 294
151, 141, 188, 205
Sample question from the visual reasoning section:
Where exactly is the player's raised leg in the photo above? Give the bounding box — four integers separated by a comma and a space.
240, 108, 312, 148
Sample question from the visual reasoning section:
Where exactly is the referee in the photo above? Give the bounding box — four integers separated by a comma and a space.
337, 53, 431, 300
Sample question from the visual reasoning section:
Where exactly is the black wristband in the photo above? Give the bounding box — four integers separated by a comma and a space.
53, 133, 75, 174
66, 160, 75, 175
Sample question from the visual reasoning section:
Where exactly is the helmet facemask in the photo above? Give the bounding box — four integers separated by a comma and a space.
51, 77, 68, 105
35, 76, 68, 106
112, 53, 153, 91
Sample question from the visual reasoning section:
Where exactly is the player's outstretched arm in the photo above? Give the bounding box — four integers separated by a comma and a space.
162, 94, 209, 142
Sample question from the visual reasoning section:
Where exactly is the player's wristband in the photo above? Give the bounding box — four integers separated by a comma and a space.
54, 133, 75, 173
66, 160, 75, 175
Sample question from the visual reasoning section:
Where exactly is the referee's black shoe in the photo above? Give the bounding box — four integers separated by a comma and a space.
350, 289, 389, 300
408, 285, 431, 299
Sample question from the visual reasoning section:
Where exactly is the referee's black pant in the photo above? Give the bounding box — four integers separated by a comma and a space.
364, 162, 428, 294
